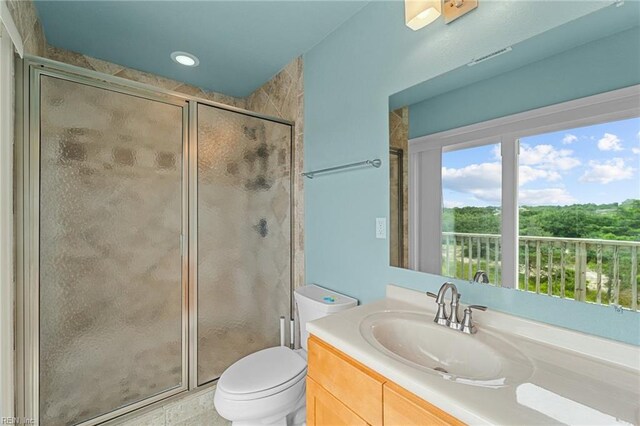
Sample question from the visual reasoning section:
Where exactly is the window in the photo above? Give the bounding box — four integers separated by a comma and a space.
441, 143, 502, 284
408, 86, 640, 311
518, 118, 640, 309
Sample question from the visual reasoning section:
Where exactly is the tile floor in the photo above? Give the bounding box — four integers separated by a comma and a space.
116, 386, 230, 426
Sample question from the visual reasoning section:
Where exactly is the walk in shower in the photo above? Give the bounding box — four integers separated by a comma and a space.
16, 58, 293, 425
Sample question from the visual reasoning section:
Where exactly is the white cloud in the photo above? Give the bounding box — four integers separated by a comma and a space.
519, 144, 581, 171
442, 162, 501, 203
597, 133, 623, 151
579, 158, 635, 184
519, 166, 561, 184
632, 147, 640, 155
468, 188, 502, 203
562, 134, 578, 144
519, 188, 576, 206
442, 160, 562, 204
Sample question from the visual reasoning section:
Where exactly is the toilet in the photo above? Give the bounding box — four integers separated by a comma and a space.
214, 284, 357, 426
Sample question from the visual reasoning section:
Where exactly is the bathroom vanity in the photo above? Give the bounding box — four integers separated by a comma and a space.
307, 335, 463, 425
306, 285, 640, 425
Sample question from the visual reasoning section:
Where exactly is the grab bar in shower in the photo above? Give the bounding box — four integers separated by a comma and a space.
301, 158, 382, 179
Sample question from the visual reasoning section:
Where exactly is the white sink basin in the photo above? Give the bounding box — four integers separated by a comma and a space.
359, 311, 533, 388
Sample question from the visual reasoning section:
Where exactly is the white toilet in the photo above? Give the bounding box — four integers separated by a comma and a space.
214, 284, 357, 426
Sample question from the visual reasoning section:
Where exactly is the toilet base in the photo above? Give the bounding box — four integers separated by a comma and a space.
229, 393, 305, 426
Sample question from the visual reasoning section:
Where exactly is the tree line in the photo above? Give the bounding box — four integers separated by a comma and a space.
443, 199, 640, 241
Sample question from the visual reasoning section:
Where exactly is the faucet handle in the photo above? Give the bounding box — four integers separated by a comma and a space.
468, 304, 487, 311
426, 292, 438, 298
461, 305, 486, 334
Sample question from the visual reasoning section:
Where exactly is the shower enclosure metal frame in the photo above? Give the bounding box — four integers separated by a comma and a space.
15, 56, 295, 425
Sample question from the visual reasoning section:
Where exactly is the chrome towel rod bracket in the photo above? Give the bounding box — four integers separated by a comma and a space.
302, 158, 382, 179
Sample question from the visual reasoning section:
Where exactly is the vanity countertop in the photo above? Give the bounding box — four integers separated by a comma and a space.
306, 285, 640, 425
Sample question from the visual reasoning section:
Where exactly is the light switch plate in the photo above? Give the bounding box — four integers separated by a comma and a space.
376, 218, 386, 239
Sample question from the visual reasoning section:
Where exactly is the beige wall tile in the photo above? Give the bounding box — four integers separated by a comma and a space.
6, 0, 46, 56
246, 57, 305, 290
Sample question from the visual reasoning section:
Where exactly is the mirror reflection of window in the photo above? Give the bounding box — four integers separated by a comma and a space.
517, 117, 640, 309
442, 143, 502, 285
387, 3, 639, 319
390, 104, 639, 312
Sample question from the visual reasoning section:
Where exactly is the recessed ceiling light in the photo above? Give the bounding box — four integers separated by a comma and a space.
170, 51, 199, 67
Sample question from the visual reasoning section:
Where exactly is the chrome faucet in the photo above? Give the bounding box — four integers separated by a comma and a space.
473, 270, 489, 284
427, 282, 462, 330
427, 282, 487, 334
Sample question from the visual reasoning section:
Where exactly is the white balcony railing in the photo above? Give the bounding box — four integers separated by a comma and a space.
442, 232, 639, 311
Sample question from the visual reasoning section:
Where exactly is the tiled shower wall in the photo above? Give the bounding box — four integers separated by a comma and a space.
8, 2, 304, 425
246, 57, 305, 289
5, 0, 46, 56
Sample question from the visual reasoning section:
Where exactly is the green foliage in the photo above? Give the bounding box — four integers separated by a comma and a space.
444, 199, 640, 241
442, 199, 640, 309
443, 206, 500, 234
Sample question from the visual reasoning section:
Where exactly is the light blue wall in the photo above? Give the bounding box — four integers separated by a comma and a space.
303, 1, 640, 345
409, 26, 640, 138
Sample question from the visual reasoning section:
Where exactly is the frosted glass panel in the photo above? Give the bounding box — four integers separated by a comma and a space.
39, 76, 185, 425
197, 104, 291, 385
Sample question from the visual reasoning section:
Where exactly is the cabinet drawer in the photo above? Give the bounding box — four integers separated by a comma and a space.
307, 336, 384, 426
307, 377, 368, 426
384, 382, 465, 426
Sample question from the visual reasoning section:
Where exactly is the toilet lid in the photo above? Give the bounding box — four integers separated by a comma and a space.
218, 346, 307, 396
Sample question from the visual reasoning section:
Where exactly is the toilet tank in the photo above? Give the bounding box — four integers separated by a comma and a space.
294, 284, 357, 351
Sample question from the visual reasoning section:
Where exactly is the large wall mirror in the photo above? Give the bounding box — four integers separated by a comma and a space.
389, 3, 639, 313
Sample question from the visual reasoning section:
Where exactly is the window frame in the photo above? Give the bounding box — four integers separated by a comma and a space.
407, 85, 640, 288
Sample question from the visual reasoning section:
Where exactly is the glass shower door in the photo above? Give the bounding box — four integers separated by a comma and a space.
196, 104, 292, 385
38, 75, 187, 425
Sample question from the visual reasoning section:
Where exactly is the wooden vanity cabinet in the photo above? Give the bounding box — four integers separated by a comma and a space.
383, 381, 465, 426
307, 377, 368, 426
306, 335, 464, 426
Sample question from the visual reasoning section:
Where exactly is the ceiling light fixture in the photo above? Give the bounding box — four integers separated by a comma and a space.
405, 0, 442, 30
170, 51, 199, 67
405, 0, 479, 29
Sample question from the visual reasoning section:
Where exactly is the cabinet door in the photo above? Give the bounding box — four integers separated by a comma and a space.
384, 382, 465, 426
307, 377, 368, 426
307, 336, 384, 425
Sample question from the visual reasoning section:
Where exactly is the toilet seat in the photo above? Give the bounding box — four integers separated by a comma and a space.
217, 346, 307, 401
214, 286, 357, 425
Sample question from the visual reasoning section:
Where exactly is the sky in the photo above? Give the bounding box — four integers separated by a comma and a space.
442, 117, 640, 208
